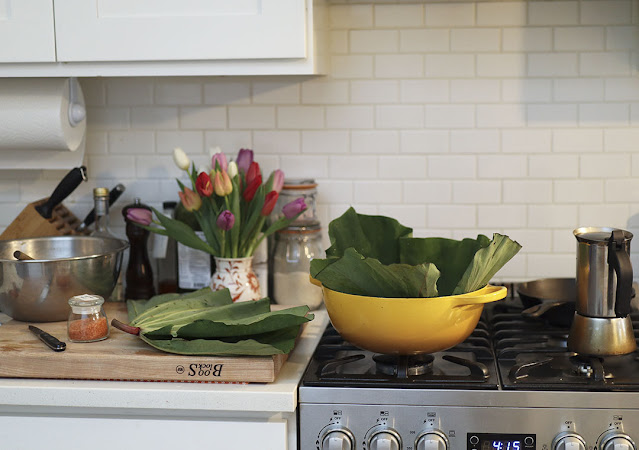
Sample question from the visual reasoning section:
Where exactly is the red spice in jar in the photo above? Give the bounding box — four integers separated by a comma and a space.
68, 317, 108, 342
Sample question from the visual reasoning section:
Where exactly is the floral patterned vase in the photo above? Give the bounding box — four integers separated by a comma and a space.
210, 257, 261, 302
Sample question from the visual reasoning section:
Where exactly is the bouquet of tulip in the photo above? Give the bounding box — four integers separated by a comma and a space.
127, 147, 307, 258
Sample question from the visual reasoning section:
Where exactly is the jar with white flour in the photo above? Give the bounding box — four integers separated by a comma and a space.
273, 223, 324, 310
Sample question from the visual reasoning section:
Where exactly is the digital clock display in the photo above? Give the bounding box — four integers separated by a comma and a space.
468, 433, 536, 450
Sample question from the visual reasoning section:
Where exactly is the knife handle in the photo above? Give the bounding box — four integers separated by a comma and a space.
35, 166, 87, 219
77, 183, 126, 231
28, 325, 66, 352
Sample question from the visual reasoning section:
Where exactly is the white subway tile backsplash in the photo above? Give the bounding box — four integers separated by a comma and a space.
530, 154, 580, 179
228, 106, 275, 129
350, 30, 399, 53
427, 205, 477, 229
580, 154, 631, 178
453, 180, 501, 204
400, 130, 449, 154
477, 2, 527, 27
404, 180, 452, 204
426, 105, 474, 129
451, 29, 501, 53
580, 0, 632, 25
327, 106, 374, 129
554, 180, 604, 203
278, 106, 325, 129
552, 129, 603, 152
354, 181, 402, 203
374, 4, 424, 28
428, 155, 476, 179
352, 80, 399, 104
8, 1, 639, 285
425, 3, 475, 27
503, 180, 553, 203
400, 30, 450, 53
450, 79, 500, 103
450, 130, 499, 153
528, 1, 579, 26
375, 54, 424, 78
302, 131, 349, 154
352, 131, 400, 155
377, 105, 425, 129
554, 27, 605, 51
479, 155, 527, 179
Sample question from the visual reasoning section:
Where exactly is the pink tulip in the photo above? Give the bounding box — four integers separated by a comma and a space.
217, 210, 235, 231
282, 198, 307, 219
211, 151, 228, 172
178, 187, 202, 212
271, 169, 285, 194
126, 208, 152, 226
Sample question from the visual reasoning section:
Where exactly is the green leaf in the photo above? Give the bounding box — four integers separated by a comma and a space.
139, 326, 301, 356
452, 233, 522, 295
313, 248, 440, 298
151, 207, 217, 255
399, 235, 491, 296
324, 207, 413, 265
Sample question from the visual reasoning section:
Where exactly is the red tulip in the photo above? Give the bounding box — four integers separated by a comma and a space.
261, 191, 279, 216
245, 162, 261, 186
243, 173, 262, 202
195, 172, 213, 197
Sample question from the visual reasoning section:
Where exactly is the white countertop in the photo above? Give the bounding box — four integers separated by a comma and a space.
0, 308, 329, 415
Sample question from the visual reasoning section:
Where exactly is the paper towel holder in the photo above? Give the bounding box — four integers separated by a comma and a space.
68, 77, 86, 127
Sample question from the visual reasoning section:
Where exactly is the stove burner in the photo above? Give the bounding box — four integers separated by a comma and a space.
373, 354, 434, 378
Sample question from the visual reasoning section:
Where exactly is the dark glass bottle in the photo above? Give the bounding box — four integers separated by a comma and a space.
122, 198, 156, 300
155, 201, 178, 294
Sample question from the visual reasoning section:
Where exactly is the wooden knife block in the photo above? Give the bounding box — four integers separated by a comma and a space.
0, 198, 82, 240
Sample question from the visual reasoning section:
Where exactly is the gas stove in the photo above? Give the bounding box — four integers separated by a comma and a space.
298, 285, 639, 450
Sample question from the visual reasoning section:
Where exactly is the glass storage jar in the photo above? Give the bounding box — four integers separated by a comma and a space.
273, 223, 324, 310
67, 294, 109, 343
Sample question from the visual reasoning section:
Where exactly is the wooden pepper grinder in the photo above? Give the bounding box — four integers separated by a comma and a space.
122, 198, 156, 300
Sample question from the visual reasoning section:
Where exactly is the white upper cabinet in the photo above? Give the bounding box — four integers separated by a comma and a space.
0, 0, 326, 76
0, 0, 55, 62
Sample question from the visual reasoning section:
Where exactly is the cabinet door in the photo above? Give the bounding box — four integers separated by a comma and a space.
0, 0, 55, 62
53, 0, 306, 62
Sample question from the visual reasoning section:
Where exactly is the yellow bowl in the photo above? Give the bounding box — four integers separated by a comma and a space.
311, 278, 507, 355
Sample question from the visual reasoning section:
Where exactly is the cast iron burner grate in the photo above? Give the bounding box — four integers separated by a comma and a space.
302, 323, 499, 389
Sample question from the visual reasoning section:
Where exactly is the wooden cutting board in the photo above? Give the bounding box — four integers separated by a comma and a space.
0, 302, 287, 383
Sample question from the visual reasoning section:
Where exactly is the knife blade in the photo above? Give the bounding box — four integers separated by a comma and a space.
76, 183, 126, 232
28, 325, 66, 352
35, 166, 88, 219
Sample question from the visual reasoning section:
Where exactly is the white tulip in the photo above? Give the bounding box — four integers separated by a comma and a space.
172, 147, 190, 171
227, 161, 239, 178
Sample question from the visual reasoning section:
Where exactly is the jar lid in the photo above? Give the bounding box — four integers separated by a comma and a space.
282, 178, 317, 190
68, 294, 105, 307
277, 222, 321, 234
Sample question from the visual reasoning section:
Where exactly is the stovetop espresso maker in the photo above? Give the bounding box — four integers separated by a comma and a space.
568, 227, 636, 356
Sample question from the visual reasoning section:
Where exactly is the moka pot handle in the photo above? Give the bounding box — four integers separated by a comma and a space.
608, 229, 633, 318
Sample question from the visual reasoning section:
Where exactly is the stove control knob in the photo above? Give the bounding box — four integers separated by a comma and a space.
599, 431, 636, 450
320, 426, 355, 450
368, 427, 402, 450
552, 432, 586, 450
416, 429, 449, 450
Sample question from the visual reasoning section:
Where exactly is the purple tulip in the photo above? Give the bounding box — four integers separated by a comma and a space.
217, 210, 235, 231
236, 148, 254, 174
282, 198, 307, 219
126, 208, 152, 226
211, 151, 228, 172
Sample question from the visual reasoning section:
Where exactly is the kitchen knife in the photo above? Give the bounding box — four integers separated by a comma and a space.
76, 183, 126, 232
28, 325, 66, 352
35, 166, 88, 219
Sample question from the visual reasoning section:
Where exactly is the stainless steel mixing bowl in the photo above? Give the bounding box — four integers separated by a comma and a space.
0, 236, 129, 322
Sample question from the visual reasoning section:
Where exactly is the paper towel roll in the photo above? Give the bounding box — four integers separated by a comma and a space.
0, 77, 86, 152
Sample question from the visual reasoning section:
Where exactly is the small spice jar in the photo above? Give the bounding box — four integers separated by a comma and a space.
67, 294, 109, 343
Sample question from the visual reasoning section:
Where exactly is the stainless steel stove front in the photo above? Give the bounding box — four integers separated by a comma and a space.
298, 388, 639, 450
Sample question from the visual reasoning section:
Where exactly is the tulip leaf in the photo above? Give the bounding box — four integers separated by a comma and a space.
140, 326, 301, 356
150, 207, 217, 255
399, 235, 491, 296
